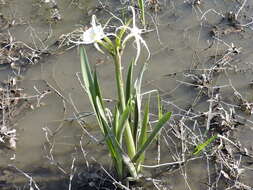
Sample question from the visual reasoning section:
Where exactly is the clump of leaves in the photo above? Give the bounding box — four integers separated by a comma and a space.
79, 7, 171, 180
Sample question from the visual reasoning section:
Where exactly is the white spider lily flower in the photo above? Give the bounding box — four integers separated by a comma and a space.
121, 6, 150, 65
82, 15, 107, 53
70, 15, 110, 53
82, 15, 106, 44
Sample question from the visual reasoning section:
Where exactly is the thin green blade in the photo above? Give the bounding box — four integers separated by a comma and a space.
138, 97, 150, 150
80, 46, 104, 128
117, 105, 131, 142
101, 117, 124, 178
80, 46, 94, 93
95, 96, 109, 127
132, 98, 139, 144
93, 70, 105, 109
135, 97, 150, 171
193, 135, 218, 155
157, 94, 163, 119
125, 61, 134, 104
132, 111, 172, 163
137, 0, 145, 26
113, 107, 120, 136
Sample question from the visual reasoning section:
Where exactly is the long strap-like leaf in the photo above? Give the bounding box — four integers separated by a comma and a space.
135, 97, 150, 171
80, 46, 106, 132
125, 61, 134, 104
117, 105, 131, 142
132, 112, 172, 163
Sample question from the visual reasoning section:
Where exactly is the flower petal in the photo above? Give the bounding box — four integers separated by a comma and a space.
82, 28, 96, 44
134, 38, 141, 65
139, 36, 150, 60
94, 42, 105, 54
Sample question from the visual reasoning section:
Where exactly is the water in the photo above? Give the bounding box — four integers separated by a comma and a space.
0, 0, 253, 189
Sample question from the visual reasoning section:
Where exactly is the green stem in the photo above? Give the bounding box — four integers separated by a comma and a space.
114, 48, 136, 159
114, 50, 126, 111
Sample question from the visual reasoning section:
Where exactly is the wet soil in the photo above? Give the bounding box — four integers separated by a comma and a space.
0, 0, 253, 189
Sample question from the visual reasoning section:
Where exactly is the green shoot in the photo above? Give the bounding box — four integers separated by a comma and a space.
193, 135, 218, 155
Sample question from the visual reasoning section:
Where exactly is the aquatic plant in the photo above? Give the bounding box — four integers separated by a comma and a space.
79, 7, 171, 180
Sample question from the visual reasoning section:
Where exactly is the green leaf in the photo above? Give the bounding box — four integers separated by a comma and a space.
157, 94, 163, 119
193, 135, 218, 155
132, 98, 139, 144
113, 142, 138, 179
113, 107, 120, 136
135, 97, 150, 171
93, 98, 125, 178
135, 62, 147, 94
138, 98, 149, 150
117, 105, 131, 143
80, 46, 94, 87
80, 46, 103, 128
125, 61, 134, 104
93, 70, 105, 110
134, 62, 147, 115
137, 0, 145, 26
132, 62, 147, 143
95, 97, 109, 128
80, 46, 95, 101
101, 119, 124, 178
156, 93, 162, 149
132, 111, 172, 163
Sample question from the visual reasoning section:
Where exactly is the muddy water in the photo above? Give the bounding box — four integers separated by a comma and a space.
1, 0, 253, 189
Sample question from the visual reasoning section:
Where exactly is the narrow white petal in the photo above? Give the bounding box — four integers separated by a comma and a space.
122, 33, 135, 47
91, 15, 97, 27
139, 37, 150, 60
94, 42, 104, 54
129, 6, 136, 28
134, 38, 141, 65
